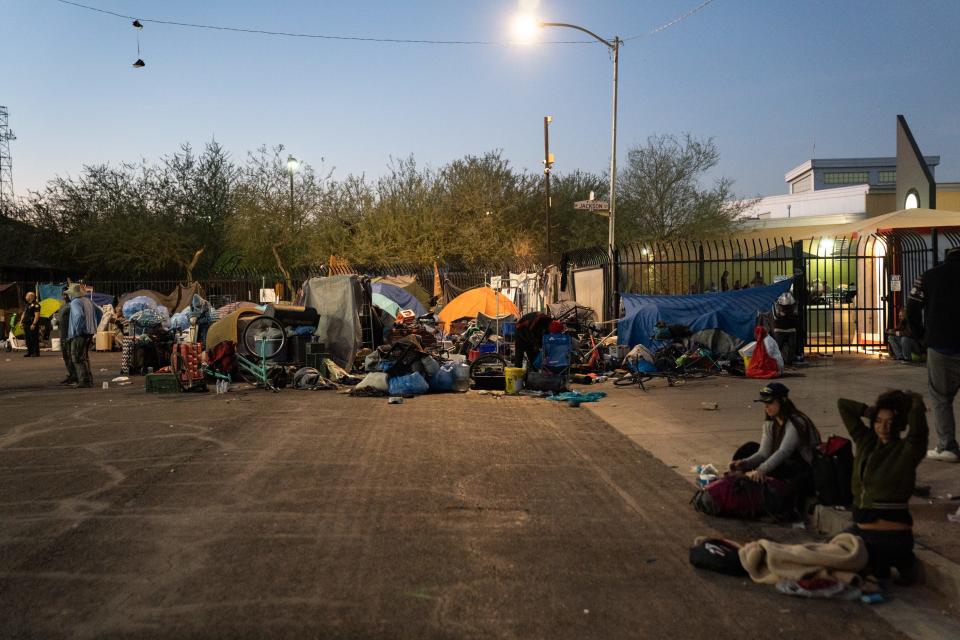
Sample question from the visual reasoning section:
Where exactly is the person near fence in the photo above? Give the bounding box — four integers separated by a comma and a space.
57, 289, 76, 385
67, 284, 98, 388
729, 384, 821, 494
886, 309, 921, 362
838, 390, 927, 583
512, 312, 561, 369
21, 291, 41, 357
907, 246, 960, 462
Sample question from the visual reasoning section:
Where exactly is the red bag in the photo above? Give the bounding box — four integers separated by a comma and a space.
747, 326, 780, 379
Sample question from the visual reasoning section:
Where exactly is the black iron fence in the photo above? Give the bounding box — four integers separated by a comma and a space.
566, 230, 960, 355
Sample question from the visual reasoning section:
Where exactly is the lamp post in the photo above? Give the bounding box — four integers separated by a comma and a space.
286, 155, 300, 212
514, 17, 621, 317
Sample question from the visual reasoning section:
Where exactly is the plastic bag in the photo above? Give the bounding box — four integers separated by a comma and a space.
420, 356, 440, 378
122, 295, 157, 317
763, 334, 784, 375
388, 372, 430, 396
170, 311, 190, 332
429, 362, 456, 392
355, 372, 389, 393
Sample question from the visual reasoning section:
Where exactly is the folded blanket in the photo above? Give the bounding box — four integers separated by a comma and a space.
738, 533, 867, 586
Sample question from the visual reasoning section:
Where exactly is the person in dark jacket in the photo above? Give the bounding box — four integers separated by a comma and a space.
839, 390, 927, 583
512, 311, 560, 368
56, 290, 76, 385
907, 246, 960, 462
22, 291, 41, 357
886, 309, 920, 362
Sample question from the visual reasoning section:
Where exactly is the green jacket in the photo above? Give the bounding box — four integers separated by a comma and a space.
838, 395, 928, 510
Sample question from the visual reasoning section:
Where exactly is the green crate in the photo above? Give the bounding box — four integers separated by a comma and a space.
145, 373, 180, 394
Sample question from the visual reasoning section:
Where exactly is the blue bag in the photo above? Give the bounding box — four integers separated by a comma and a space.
429, 362, 456, 392
388, 372, 430, 396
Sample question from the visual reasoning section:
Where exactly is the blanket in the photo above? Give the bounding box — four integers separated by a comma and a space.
738, 533, 867, 586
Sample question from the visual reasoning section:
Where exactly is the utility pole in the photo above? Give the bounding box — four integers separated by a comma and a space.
0, 106, 16, 215
543, 115, 554, 262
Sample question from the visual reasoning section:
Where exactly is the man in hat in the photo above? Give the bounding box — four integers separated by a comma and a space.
21, 291, 41, 357
67, 283, 98, 388
57, 289, 76, 385
908, 246, 960, 462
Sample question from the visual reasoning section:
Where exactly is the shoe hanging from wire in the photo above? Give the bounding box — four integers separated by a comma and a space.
132, 19, 145, 68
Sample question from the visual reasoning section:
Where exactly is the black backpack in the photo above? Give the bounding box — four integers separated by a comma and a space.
812, 436, 854, 507
688, 538, 747, 576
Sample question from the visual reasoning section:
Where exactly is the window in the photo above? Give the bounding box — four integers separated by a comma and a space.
791, 175, 812, 193
905, 189, 920, 209
878, 170, 896, 183
823, 171, 869, 185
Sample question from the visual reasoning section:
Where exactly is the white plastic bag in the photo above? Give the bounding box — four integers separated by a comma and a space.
763, 335, 784, 375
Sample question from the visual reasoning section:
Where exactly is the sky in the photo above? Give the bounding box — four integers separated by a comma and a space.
4, 0, 960, 200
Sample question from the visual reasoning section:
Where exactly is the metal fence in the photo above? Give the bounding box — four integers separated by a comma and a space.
566, 230, 960, 355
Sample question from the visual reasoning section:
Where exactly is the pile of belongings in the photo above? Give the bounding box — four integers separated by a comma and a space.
352, 335, 469, 397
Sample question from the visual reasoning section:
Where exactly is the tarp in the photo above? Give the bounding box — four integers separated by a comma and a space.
372, 282, 428, 317
39, 298, 62, 318
205, 308, 263, 350
301, 275, 364, 369
438, 286, 521, 331
618, 279, 794, 348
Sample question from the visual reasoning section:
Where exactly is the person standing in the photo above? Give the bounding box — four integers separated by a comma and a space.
57, 289, 76, 385
22, 291, 41, 357
908, 247, 960, 462
67, 283, 97, 388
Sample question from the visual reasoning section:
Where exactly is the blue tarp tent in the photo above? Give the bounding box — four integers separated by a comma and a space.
618, 279, 794, 348
371, 282, 428, 317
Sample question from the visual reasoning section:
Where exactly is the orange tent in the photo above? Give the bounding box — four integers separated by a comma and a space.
438, 286, 520, 331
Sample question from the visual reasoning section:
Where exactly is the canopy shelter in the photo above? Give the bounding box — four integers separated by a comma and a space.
438, 285, 520, 331
372, 276, 432, 308
371, 282, 428, 317
618, 279, 793, 349
832, 207, 960, 237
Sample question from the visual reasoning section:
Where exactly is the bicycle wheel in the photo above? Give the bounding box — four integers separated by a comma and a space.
614, 373, 640, 387
241, 316, 286, 361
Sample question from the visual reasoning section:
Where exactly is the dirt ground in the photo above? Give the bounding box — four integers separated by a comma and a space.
0, 351, 928, 639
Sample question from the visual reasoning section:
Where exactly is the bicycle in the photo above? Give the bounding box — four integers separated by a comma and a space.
234, 315, 288, 391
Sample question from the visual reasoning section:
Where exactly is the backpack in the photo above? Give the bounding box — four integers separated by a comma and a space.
691, 475, 791, 519
689, 538, 747, 576
812, 436, 854, 507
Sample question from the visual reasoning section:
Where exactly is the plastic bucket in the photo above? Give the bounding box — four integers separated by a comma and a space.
504, 367, 525, 394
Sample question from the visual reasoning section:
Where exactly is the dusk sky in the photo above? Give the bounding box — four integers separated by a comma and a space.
5, 0, 960, 200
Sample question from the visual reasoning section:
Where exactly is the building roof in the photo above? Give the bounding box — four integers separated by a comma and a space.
784, 156, 941, 183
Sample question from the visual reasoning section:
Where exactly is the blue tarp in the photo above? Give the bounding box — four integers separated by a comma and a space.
618, 279, 794, 348
371, 282, 428, 317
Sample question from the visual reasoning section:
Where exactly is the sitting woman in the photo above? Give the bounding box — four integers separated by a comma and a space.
730, 383, 821, 491
838, 390, 927, 583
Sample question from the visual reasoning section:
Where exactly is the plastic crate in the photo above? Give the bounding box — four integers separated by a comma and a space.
145, 373, 180, 394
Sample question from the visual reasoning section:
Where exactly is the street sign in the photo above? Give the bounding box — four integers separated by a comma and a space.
890, 275, 902, 292
574, 200, 610, 211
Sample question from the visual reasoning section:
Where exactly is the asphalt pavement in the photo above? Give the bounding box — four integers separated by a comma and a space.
0, 352, 910, 638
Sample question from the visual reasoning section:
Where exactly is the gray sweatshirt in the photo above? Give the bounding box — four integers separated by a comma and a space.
740, 417, 816, 475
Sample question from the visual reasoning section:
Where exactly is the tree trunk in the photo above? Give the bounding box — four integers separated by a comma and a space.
271, 243, 294, 303
183, 247, 205, 282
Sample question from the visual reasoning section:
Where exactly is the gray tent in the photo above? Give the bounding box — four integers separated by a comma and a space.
301, 275, 364, 369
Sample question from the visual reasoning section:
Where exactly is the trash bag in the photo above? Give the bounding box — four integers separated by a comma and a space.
429, 362, 457, 392
420, 355, 440, 378
354, 372, 389, 394
746, 326, 780, 379
170, 311, 190, 332
388, 372, 430, 396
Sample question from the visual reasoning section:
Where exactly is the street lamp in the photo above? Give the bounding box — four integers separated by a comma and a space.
286, 155, 300, 212
513, 16, 621, 316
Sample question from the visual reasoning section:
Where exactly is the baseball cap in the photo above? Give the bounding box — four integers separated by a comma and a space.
756, 382, 789, 403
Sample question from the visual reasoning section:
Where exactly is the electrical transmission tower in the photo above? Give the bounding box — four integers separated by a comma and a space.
0, 105, 16, 214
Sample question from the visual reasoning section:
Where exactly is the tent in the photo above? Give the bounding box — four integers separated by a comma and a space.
438, 286, 521, 331
301, 275, 364, 369
618, 279, 794, 349
371, 282, 427, 317
373, 276, 432, 308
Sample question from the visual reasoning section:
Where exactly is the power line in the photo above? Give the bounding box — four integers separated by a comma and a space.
51, 0, 716, 47
625, 0, 717, 41
50, 0, 590, 46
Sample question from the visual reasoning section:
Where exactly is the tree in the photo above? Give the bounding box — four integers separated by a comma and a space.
617, 134, 751, 245
542, 170, 609, 257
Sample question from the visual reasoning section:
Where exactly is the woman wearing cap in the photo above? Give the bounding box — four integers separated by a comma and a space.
729, 383, 821, 492
838, 390, 927, 583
